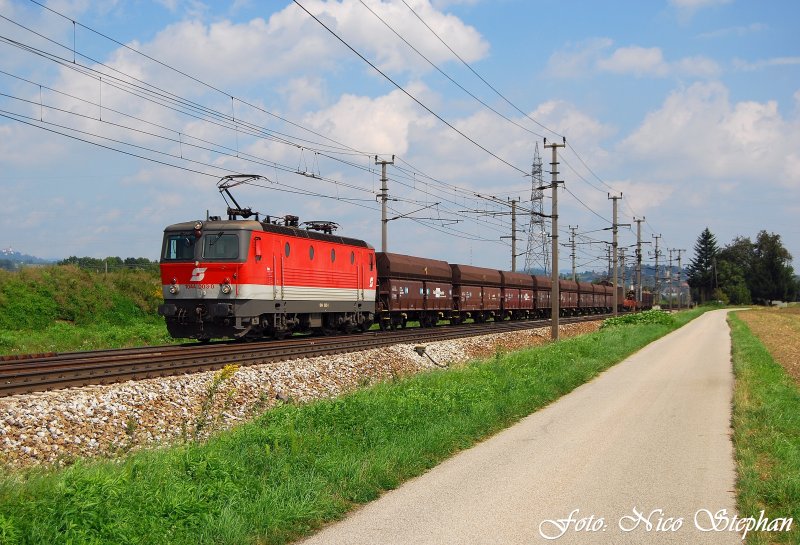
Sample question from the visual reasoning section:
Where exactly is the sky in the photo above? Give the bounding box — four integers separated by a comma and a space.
0, 0, 798, 275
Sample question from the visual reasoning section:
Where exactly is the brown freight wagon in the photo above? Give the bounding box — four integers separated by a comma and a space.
592, 283, 606, 313
576, 281, 595, 315
533, 275, 552, 318
376, 252, 452, 328
500, 271, 535, 320
450, 264, 503, 323
559, 280, 579, 316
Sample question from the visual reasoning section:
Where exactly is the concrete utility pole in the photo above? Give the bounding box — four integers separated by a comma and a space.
375, 155, 395, 253
511, 198, 518, 272
668, 249, 674, 310
676, 249, 685, 310
608, 194, 622, 315
620, 247, 627, 296
652, 234, 662, 305
569, 225, 578, 281
606, 244, 612, 281
634, 217, 645, 305
544, 137, 566, 341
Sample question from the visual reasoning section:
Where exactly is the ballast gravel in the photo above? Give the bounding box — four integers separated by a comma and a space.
0, 321, 600, 468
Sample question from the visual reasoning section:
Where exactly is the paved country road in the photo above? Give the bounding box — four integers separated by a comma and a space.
298, 310, 744, 544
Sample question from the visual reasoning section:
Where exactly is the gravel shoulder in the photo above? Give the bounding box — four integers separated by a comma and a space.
0, 321, 599, 469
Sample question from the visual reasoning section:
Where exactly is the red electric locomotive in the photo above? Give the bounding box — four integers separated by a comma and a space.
157, 176, 376, 340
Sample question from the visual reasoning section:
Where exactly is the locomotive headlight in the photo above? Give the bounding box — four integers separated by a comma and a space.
169, 284, 180, 295
221, 279, 232, 294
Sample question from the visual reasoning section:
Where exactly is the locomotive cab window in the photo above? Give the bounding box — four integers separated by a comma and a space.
285, 242, 291, 258
350, 251, 355, 264
331, 248, 336, 262
163, 234, 196, 261
309, 245, 315, 260
203, 233, 239, 260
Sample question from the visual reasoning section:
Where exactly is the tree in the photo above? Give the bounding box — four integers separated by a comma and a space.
749, 231, 797, 303
686, 228, 719, 303
716, 259, 751, 304
717, 237, 754, 305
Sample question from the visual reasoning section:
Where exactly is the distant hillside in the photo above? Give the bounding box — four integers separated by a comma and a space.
0, 248, 54, 270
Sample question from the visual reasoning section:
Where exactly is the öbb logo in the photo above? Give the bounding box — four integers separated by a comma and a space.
190, 267, 207, 282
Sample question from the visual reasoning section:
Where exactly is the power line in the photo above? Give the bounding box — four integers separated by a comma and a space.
356, 0, 545, 140
291, 0, 528, 177
8, 3, 528, 233
7, 1, 666, 253
399, 0, 561, 139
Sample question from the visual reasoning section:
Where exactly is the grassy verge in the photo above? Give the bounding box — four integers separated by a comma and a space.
0, 321, 173, 354
0, 266, 171, 355
0, 308, 707, 545
729, 312, 800, 545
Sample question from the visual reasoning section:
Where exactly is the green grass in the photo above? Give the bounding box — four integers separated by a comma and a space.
0, 266, 171, 355
0, 321, 173, 355
729, 313, 800, 545
600, 309, 676, 328
0, 307, 708, 545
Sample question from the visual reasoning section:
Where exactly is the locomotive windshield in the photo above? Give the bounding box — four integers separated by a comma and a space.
203, 232, 239, 260
162, 234, 196, 261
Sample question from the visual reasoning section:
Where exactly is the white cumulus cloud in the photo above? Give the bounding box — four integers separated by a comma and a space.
548, 41, 720, 79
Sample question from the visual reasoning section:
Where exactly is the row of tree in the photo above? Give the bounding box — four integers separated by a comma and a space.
687, 228, 799, 304
58, 256, 159, 274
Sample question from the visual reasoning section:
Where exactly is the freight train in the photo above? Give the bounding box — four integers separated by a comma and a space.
157, 178, 651, 340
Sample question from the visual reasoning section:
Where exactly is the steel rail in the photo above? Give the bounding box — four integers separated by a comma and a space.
0, 315, 606, 397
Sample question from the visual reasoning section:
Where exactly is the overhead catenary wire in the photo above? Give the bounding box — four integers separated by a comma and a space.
4, 1, 669, 261
0, 29, 513, 239
3, 6, 526, 233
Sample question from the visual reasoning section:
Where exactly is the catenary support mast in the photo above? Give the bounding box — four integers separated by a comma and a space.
545, 137, 565, 340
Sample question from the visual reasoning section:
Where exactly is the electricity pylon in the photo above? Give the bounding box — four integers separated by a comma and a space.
523, 143, 550, 274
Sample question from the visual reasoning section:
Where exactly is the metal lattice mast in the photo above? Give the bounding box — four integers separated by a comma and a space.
523, 143, 550, 273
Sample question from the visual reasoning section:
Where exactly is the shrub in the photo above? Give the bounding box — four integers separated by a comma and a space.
600, 309, 675, 329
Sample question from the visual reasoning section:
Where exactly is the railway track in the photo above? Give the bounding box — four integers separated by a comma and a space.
0, 315, 607, 397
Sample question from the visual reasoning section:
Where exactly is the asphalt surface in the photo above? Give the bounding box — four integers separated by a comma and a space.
298, 309, 741, 544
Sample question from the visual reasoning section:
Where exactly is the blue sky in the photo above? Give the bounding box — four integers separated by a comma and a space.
1, 0, 798, 276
